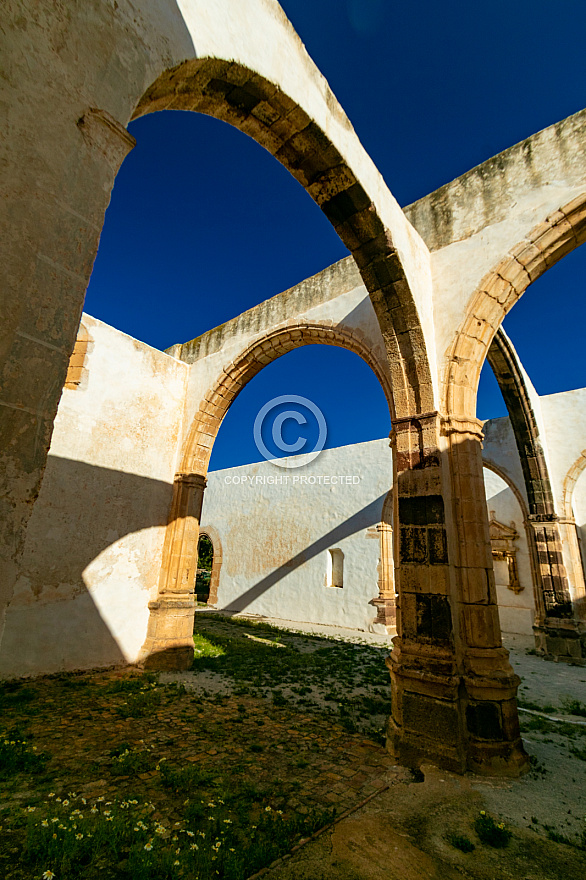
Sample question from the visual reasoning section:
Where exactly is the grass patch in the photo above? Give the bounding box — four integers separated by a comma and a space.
560, 697, 586, 718
0, 733, 48, 779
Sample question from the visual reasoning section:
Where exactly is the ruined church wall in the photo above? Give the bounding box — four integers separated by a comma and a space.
171, 260, 388, 438
201, 439, 393, 632
538, 388, 586, 512
483, 467, 535, 636
0, 315, 189, 678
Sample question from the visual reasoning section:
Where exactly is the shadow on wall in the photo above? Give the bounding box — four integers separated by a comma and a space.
223, 494, 386, 613
0, 456, 173, 678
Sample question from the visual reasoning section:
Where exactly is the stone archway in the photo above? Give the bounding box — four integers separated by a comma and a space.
486, 329, 576, 654
442, 198, 586, 664
140, 321, 394, 668
1, 7, 435, 666
133, 59, 433, 421
561, 452, 586, 628
444, 194, 586, 421
197, 525, 223, 607
482, 459, 541, 637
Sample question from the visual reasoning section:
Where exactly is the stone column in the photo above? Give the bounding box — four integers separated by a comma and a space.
140, 472, 207, 670
371, 519, 396, 630
386, 412, 528, 776
0, 108, 135, 651
531, 516, 586, 664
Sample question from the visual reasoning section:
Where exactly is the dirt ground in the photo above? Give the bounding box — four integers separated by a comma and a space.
1, 613, 585, 879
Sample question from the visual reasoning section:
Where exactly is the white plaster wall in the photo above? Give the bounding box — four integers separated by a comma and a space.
0, 315, 189, 677
538, 388, 586, 511
483, 468, 535, 635
181, 276, 389, 441
481, 417, 528, 510
201, 439, 392, 631
573, 468, 586, 578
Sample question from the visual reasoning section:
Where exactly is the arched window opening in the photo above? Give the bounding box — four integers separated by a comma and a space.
327, 548, 344, 589
196, 533, 214, 604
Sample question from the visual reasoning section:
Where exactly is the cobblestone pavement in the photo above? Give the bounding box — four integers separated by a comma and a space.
0, 617, 405, 878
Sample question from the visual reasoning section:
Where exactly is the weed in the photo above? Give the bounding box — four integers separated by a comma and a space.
560, 697, 586, 718
518, 698, 557, 714
570, 744, 586, 761
0, 733, 48, 778
109, 746, 155, 777
528, 754, 547, 778
117, 688, 162, 718
474, 811, 512, 848
447, 832, 475, 852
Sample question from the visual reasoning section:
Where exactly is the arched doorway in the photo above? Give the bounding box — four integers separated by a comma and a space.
195, 533, 213, 604
141, 325, 394, 663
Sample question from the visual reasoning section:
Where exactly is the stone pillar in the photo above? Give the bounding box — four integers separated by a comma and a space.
531, 516, 586, 664
0, 108, 135, 651
371, 520, 396, 630
140, 472, 207, 670
386, 412, 528, 776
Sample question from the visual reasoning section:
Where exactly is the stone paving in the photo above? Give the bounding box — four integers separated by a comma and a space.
0, 619, 404, 878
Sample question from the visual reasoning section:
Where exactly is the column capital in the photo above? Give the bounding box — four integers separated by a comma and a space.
527, 512, 559, 525
174, 472, 207, 491
440, 414, 484, 441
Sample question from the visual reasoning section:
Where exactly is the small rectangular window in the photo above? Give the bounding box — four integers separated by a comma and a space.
327, 548, 344, 588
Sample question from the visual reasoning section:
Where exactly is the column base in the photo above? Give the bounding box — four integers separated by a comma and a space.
369, 596, 396, 632
386, 639, 529, 777
533, 619, 586, 665
138, 594, 196, 671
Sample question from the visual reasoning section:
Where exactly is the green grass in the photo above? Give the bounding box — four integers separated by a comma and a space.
190, 615, 392, 738
0, 733, 49, 779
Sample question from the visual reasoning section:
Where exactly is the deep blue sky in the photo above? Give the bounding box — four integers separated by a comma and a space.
84, 0, 586, 470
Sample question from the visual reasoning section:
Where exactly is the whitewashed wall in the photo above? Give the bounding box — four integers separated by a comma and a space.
0, 315, 188, 677
201, 439, 393, 631
483, 468, 535, 635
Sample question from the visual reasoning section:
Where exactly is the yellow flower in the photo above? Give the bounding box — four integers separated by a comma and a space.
144, 842, 153, 852
42, 871, 56, 879
41, 820, 49, 827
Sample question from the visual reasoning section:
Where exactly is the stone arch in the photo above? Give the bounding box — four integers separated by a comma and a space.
197, 525, 223, 607
485, 329, 573, 622
133, 59, 433, 419
486, 328, 554, 517
561, 452, 586, 621
563, 451, 586, 519
181, 321, 394, 475
444, 193, 586, 420
141, 321, 394, 667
